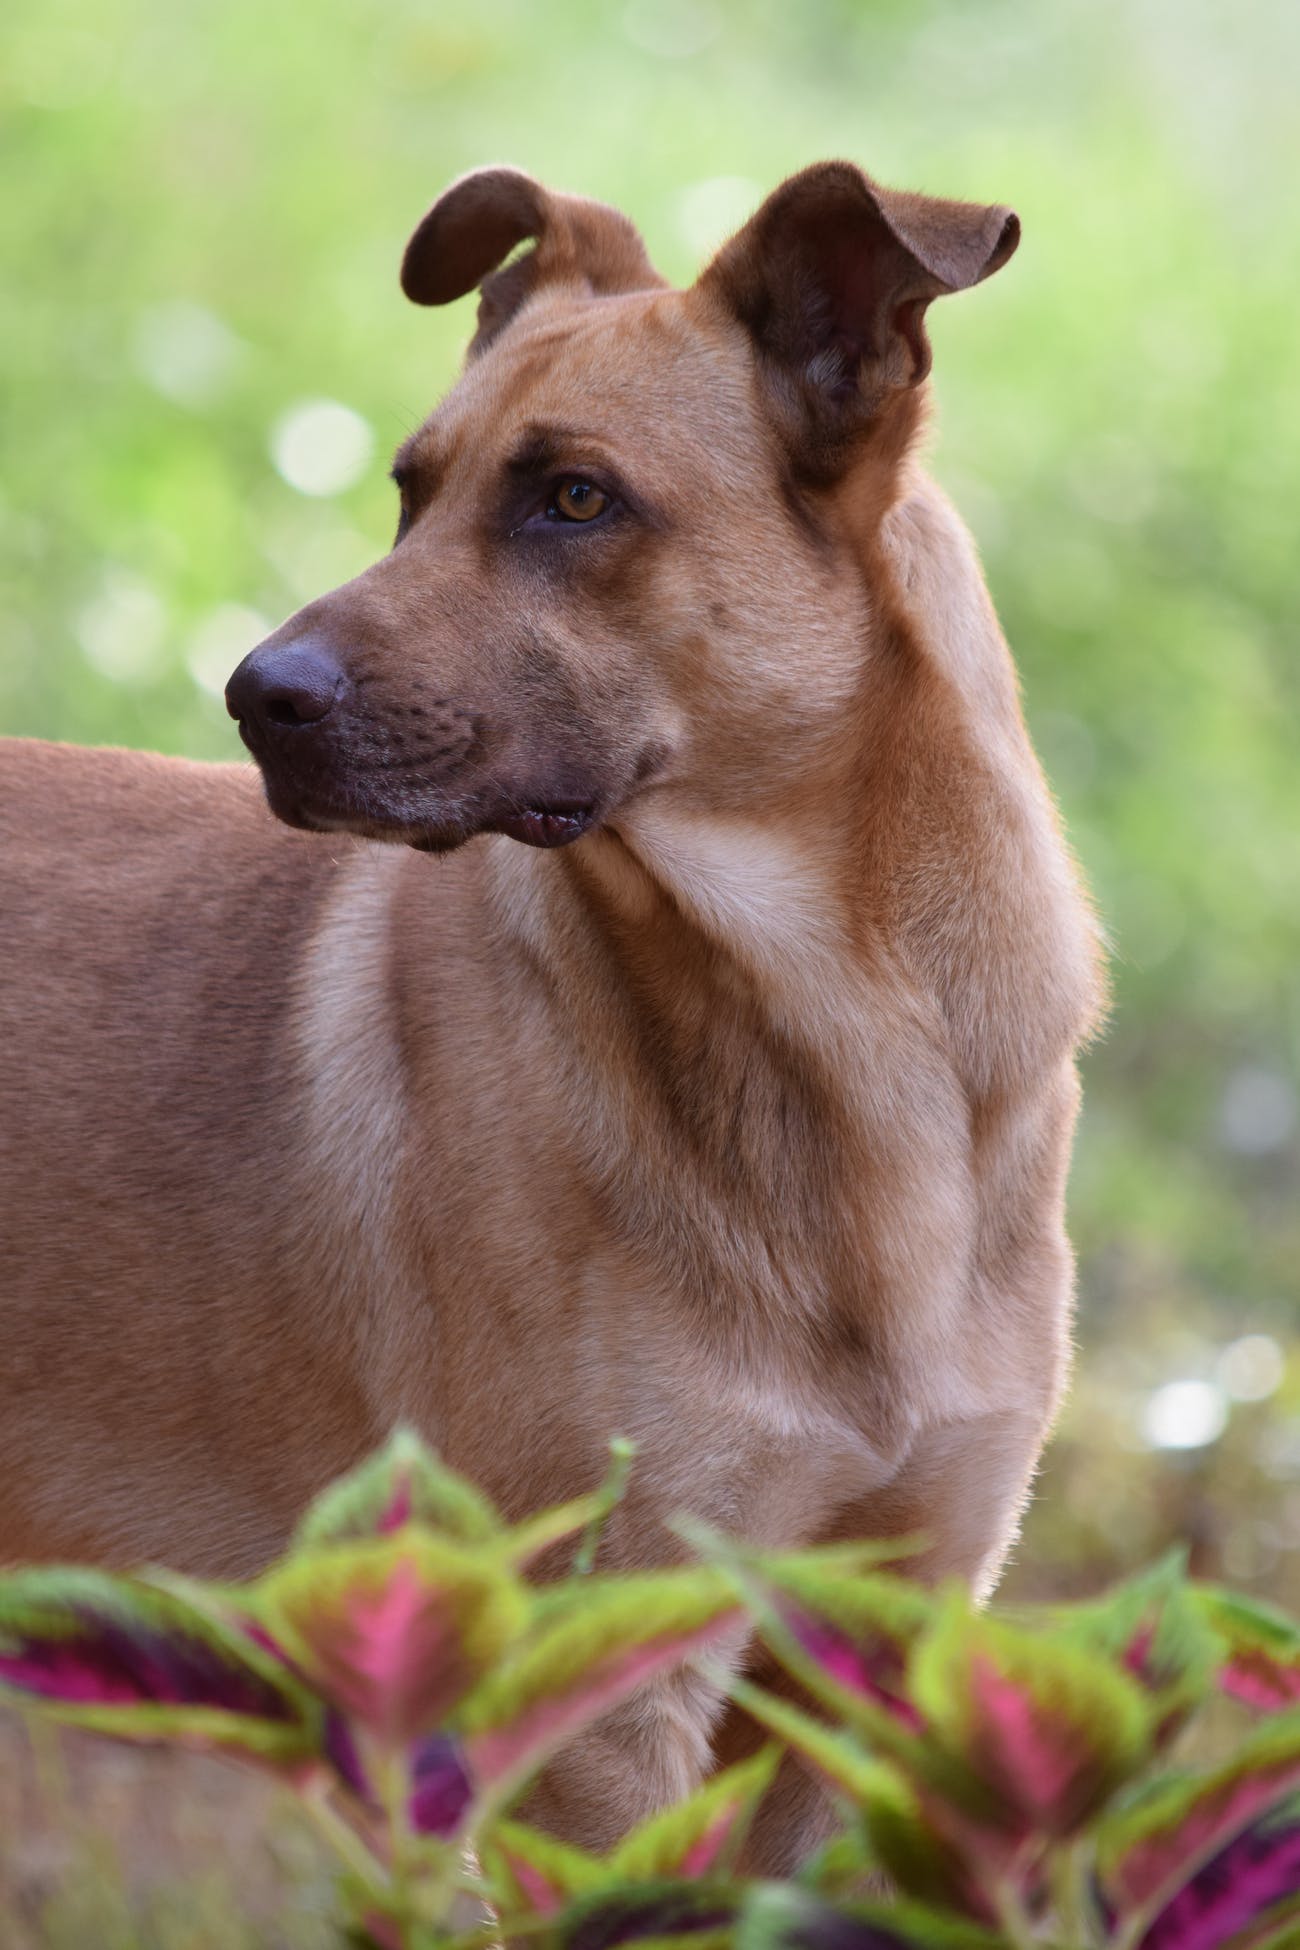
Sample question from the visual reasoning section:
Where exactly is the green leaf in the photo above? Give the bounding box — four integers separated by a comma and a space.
258, 1533, 529, 1744
725, 1675, 908, 1803
0, 1567, 318, 1764
793, 1823, 879, 1898
737, 1882, 1002, 1950
292, 1427, 501, 1550
499, 1497, 607, 1571
572, 1436, 637, 1576
910, 1590, 1153, 1838
1052, 1552, 1220, 1742
482, 1818, 604, 1916
613, 1748, 780, 1881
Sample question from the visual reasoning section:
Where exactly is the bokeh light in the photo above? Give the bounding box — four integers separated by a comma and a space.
1141, 1379, 1229, 1452
270, 401, 375, 499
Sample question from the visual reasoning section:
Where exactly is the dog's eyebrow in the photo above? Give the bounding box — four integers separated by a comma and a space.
390, 435, 449, 495
505, 425, 610, 477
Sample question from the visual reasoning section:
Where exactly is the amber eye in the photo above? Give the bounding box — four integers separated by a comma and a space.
550, 479, 609, 523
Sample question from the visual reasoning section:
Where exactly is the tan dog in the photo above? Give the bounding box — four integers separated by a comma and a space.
0, 162, 1102, 1866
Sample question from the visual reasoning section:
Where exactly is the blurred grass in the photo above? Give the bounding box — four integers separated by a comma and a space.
0, 1712, 338, 1946
1, 0, 1298, 1706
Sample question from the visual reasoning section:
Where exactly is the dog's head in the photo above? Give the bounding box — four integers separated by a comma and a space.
226, 162, 1018, 852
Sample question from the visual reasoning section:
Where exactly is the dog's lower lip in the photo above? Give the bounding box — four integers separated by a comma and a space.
495, 805, 595, 848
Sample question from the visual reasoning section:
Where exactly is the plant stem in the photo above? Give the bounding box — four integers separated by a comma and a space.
991, 1874, 1041, 1950
1056, 1837, 1101, 1946
382, 1747, 418, 1950
302, 1774, 391, 1892
573, 1436, 636, 1575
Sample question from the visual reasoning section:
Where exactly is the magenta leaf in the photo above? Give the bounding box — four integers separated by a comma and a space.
786, 1611, 922, 1732
323, 1707, 370, 1798
1223, 1652, 1300, 1713
0, 1569, 315, 1763
320, 1710, 472, 1838
1138, 1798, 1300, 1950
258, 1533, 528, 1747
1097, 1712, 1300, 1914
408, 1730, 475, 1836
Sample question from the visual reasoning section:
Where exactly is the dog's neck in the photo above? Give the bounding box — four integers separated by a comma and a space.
469, 473, 1099, 1377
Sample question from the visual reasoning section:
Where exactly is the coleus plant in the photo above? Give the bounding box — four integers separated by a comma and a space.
1, 1435, 1299, 1950
0, 1431, 742, 1948
714, 1540, 1300, 1948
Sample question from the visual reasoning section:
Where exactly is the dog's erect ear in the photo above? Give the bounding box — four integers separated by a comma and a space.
698, 160, 1018, 466
401, 166, 666, 357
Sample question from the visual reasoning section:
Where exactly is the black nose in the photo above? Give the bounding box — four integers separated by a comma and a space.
225, 635, 345, 732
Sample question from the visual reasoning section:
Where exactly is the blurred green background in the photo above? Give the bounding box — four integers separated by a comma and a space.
2, 0, 1298, 1609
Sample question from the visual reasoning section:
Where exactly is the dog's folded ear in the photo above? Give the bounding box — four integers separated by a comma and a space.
698, 161, 1018, 468
402, 167, 666, 357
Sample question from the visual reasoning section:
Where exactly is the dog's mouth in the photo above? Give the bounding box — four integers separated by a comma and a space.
489, 804, 596, 849
237, 713, 604, 853
272, 786, 597, 854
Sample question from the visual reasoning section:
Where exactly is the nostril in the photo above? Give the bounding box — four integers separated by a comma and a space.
265, 693, 318, 727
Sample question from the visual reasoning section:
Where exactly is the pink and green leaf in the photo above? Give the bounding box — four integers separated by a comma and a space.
1137, 1796, 1300, 1950
293, 1427, 502, 1550
483, 1819, 604, 1916
1097, 1711, 1300, 1911
724, 1680, 987, 1917
549, 1879, 737, 1950
1197, 1590, 1300, 1712
909, 1593, 1153, 1839
725, 1675, 911, 1804
685, 1532, 929, 1740
1054, 1552, 1219, 1744
459, 1573, 741, 1799
257, 1533, 528, 1745
0, 1568, 317, 1763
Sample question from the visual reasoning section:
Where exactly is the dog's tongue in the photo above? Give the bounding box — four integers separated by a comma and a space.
497, 806, 594, 848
